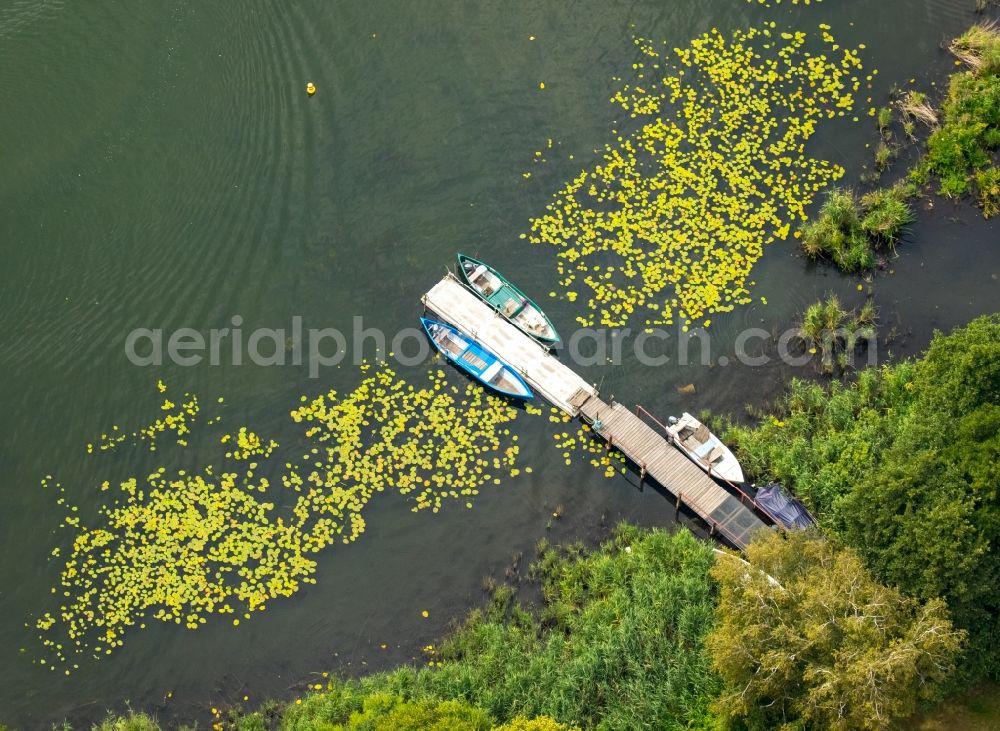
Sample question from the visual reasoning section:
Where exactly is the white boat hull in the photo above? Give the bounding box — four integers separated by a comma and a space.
666, 412, 745, 484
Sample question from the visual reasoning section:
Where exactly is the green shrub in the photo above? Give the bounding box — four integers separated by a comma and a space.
975, 166, 1000, 216
926, 119, 989, 195
493, 718, 579, 731
94, 714, 161, 731
798, 187, 912, 271
344, 695, 491, 731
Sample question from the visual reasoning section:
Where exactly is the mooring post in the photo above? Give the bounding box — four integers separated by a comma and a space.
675, 492, 682, 521
639, 464, 646, 492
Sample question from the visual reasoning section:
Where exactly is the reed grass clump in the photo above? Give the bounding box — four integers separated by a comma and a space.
874, 140, 895, 172
799, 295, 877, 375
860, 186, 915, 238
877, 105, 893, 136
898, 90, 939, 127
798, 186, 913, 271
950, 20, 1000, 74
93, 713, 161, 731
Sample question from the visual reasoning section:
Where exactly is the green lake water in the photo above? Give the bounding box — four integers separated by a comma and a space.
1, 0, 998, 726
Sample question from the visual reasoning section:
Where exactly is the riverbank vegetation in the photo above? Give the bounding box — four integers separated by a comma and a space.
726, 314, 1000, 680
916, 21, 1000, 214
83, 503, 973, 730
279, 527, 721, 731
800, 21, 1000, 271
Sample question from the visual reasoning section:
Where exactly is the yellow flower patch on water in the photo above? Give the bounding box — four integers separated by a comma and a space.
225, 427, 277, 460
553, 424, 628, 479
288, 365, 521, 517
37, 465, 308, 665
36, 367, 523, 668
90, 386, 201, 454
748, 0, 821, 7
528, 25, 862, 329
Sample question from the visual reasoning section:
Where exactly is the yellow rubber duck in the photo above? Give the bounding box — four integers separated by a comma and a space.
306, 82, 316, 96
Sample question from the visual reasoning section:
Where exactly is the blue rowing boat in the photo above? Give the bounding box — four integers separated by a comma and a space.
420, 317, 534, 400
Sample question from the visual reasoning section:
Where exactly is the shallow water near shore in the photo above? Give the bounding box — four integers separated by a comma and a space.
1, 0, 998, 726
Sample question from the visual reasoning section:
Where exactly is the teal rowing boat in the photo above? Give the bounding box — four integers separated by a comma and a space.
457, 254, 560, 344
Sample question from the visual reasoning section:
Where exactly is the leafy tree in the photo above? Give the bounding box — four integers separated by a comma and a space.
837, 315, 1000, 675
727, 315, 1000, 677
707, 531, 965, 731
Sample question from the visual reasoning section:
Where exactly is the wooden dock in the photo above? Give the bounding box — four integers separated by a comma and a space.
422, 274, 598, 416
573, 395, 767, 549
422, 274, 768, 550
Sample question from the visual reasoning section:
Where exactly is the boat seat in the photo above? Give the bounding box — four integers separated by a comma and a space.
693, 441, 716, 458
480, 360, 503, 383
693, 424, 711, 442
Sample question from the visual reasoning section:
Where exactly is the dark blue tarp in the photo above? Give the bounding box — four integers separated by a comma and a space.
755, 483, 816, 529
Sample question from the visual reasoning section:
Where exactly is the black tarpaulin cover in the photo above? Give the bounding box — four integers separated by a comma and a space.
755, 483, 816, 529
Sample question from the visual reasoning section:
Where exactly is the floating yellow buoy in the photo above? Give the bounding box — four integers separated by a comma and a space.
306, 82, 316, 96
